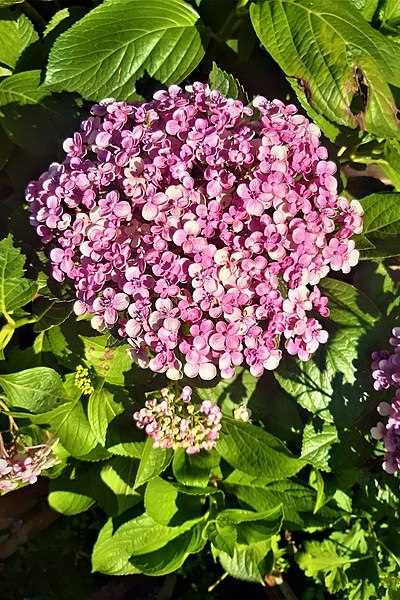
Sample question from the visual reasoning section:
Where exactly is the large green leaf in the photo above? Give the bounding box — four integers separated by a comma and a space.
224, 480, 339, 530
300, 421, 338, 472
0, 9, 37, 69
91, 512, 197, 574
275, 327, 364, 420
0, 235, 37, 319
130, 521, 205, 575
48, 490, 95, 516
48, 469, 96, 516
38, 393, 102, 459
144, 477, 202, 526
45, 0, 205, 100
172, 448, 220, 488
32, 298, 73, 333
88, 386, 123, 446
0, 70, 48, 107
49, 462, 129, 517
216, 505, 283, 545
362, 192, 400, 235
356, 192, 400, 258
92, 519, 140, 575
250, 0, 400, 140
134, 437, 173, 489
80, 335, 135, 386
0, 367, 65, 413
350, 0, 379, 21
100, 456, 141, 514
216, 416, 302, 480
105, 412, 145, 458
383, 139, 400, 191
319, 278, 380, 327
214, 539, 274, 583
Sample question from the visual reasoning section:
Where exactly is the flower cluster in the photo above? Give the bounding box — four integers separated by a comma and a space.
26, 83, 362, 381
233, 404, 251, 422
74, 364, 94, 395
133, 386, 222, 453
0, 434, 59, 493
371, 328, 400, 474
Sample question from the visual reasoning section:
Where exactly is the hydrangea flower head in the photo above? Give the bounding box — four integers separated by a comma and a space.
371, 327, 400, 475
26, 83, 362, 381
133, 386, 222, 453
0, 434, 59, 493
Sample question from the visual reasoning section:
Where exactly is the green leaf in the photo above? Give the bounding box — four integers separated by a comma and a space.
250, 0, 400, 140
81, 335, 135, 386
32, 298, 73, 333
45, 0, 205, 100
209, 62, 247, 100
350, 0, 379, 21
105, 412, 145, 458
172, 448, 220, 487
196, 368, 258, 416
362, 192, 400, 235
92, 513, 195, 574
100, 456, 141, 514
224, 479, 339, 530
134, 437, 173, 489
0, 367, 65, 413
49, 462, 127, 517
0, 9, 37, 69
309, 469, 326, 513
215, 539, 274, 583
0, 70, 49, 108
357, 193, 400, 259
48, 490, 94, 516
130, 521, 205, 575
0, 235, 37, 318
301, 421, 338, 472
88, 386, 123, 446
145, 477, 180, 525
0, 1, 24, 7
92, 519, 140, 575
319, 278, 380, 327
296, 538, 366, 593
380, 0, 400, 34
275, 327, 363, 420
217, 505, 283, 546
38, 395, 101, 458
144, 477, 202, 526
43, 7, 86, 40
383, 139, 400, 190
217, 416, 302, 480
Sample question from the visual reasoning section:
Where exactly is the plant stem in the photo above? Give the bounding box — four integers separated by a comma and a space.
208, 572, 228, 592
22, 1, 46, 29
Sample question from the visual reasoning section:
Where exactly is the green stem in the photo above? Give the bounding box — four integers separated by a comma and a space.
208, 572, 228, 593
0, 398, 18, 433
14, 316, 37, 329
22, 1, 46, 29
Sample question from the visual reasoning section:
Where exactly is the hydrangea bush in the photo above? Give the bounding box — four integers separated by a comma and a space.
1, 0, 400, 598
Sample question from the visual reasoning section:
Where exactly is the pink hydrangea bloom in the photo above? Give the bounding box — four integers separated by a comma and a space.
0, 435, 59, 493
26, 83, 362, 381
371, 328, 400, 475
133, 386, 222, 453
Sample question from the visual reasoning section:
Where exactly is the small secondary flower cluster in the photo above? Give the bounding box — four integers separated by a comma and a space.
133, 386, 222, 453
371, 327, 400, 474
74, 364, 94, 395
27, 83, 362, 381
0, 434, 59, 493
